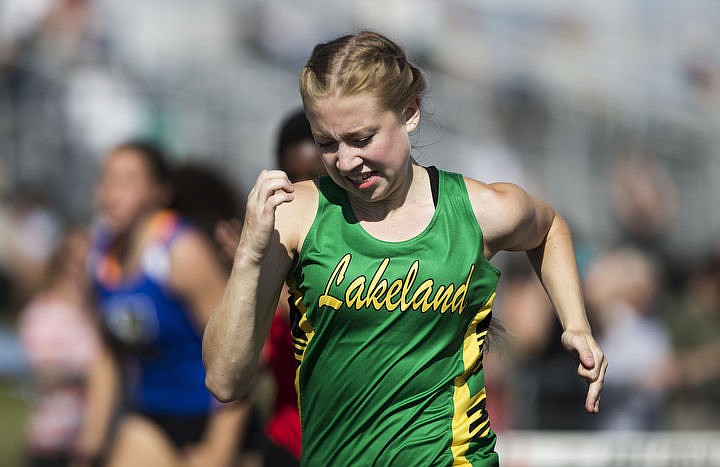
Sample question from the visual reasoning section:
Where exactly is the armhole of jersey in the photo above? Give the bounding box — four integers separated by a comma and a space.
425, 165, 439, 208
160, 215, 187, 248
142, 212, 187, 284
291, 179, 325, 276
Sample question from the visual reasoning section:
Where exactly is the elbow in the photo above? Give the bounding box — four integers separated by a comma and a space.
204, 358, 257, 403
202, 325, 260, 402
205, 374, 243, 403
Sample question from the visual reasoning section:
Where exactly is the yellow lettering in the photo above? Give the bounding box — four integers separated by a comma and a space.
320, 256, 479, 316
452, 264, 475, 314
411, 280, 435, 312
400, 261, 419, 311
365, 258, 390, 310
318, 254, 351, 310
384, 280, 403, 311
432, 284, 456, 313
370, 280, 389, 310
346, 276, 366, 309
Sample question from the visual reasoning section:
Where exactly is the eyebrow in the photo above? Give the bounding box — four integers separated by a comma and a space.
312, 127, 377, 141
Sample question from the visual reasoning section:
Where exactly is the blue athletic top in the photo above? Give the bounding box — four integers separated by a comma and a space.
90, 210, 213, 415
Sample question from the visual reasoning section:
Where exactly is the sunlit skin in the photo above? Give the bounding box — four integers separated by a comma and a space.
62, 231, 91, 286
305, 93, 422, 223
205, 94, 606, 417
96, 149, 167, 235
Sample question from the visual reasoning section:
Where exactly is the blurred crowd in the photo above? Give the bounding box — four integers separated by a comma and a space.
1, 0, 720, 466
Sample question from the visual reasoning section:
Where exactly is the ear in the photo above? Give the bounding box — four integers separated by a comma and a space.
403, 98, 421, 133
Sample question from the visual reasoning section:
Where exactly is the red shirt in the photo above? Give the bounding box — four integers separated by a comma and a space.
262, 311, 302, 459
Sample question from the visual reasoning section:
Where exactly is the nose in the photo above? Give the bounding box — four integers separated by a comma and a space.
336, 144, 362, 172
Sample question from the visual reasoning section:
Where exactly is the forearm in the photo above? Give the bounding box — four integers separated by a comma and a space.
203, 169, 297, 402
191, 401, 251, 467
203, 254, 279, 402
76, 346, 119, 459
526, 214, 591, 333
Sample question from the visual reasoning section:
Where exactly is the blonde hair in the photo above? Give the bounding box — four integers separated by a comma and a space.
300, 31, 427, 115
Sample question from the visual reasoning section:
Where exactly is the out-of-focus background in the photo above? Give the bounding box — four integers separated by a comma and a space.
1, 1, 719, 466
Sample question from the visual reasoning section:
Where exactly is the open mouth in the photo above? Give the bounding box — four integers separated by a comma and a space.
346, 172, 377, 189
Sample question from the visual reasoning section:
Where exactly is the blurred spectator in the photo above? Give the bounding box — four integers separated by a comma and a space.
0, 0, 53, 93
7, 187, 62, 308
490, 79, 551, 166
274, 109, 325, 184
169, 160, 265, 466
654, 244, 720, 430
444, 80, 546, 197
211, 108, 325, 467
0, 163, 14, 314
494, 256, 591, 431
584, 247, 671, 430
242, 1, 336, 68
64, 67, 145, 157
79, 140, 248, 467
608, 145, 680, 271
0, 0, 99, 93
169, 161, 245, 271
679, 20, 720, 113
18, 227, 100, 467
263, 108, 324, 467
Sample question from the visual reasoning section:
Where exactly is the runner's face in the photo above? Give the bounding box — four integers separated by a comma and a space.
305, 93, 419, 204
96, 149, 162, 233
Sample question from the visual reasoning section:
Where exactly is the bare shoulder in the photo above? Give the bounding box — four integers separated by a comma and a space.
169, 227, 216, 264
275, 179, 319, 254
463, 177, 544, 254
463, 177, 534, 227
167, 227, 225, 292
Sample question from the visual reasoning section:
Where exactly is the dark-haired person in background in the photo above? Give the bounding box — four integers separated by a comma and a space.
274, 110, 326, 184
213, 109, 325, 466
77, 141, 247, 467
170, 162, 246, 271
264, 109, 324, 467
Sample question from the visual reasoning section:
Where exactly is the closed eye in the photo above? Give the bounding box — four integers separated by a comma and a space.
315, 140, 337, 150
351, 135, 374, 147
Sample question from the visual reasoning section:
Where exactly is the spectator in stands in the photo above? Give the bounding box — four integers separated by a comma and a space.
584, 246, 670, 430
169, 162, 246, 271
494, 256, 591, 430
212, 108, 325, 467
651, 242, 720, 429
19, 227, 100, 467
77, 140, 248, 467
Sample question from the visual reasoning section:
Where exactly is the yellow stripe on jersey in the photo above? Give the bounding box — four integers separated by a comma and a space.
287, 277, 315, 416
451, 292, 495, 465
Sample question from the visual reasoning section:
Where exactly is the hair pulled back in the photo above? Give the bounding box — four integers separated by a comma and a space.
300, 31, 427, 115
111, 139, 171, 185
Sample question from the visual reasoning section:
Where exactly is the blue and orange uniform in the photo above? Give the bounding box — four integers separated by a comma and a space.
90, 210, 215, 446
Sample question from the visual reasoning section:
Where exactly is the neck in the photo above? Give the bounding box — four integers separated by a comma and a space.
349, 161, 426, 222
47, 278, 87, 308
110, 209, 160, 264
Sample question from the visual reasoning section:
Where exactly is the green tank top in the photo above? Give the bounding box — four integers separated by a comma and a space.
288, 169, 501, 466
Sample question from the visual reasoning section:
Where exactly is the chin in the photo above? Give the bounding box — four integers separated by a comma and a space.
100, 216, 126, 234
